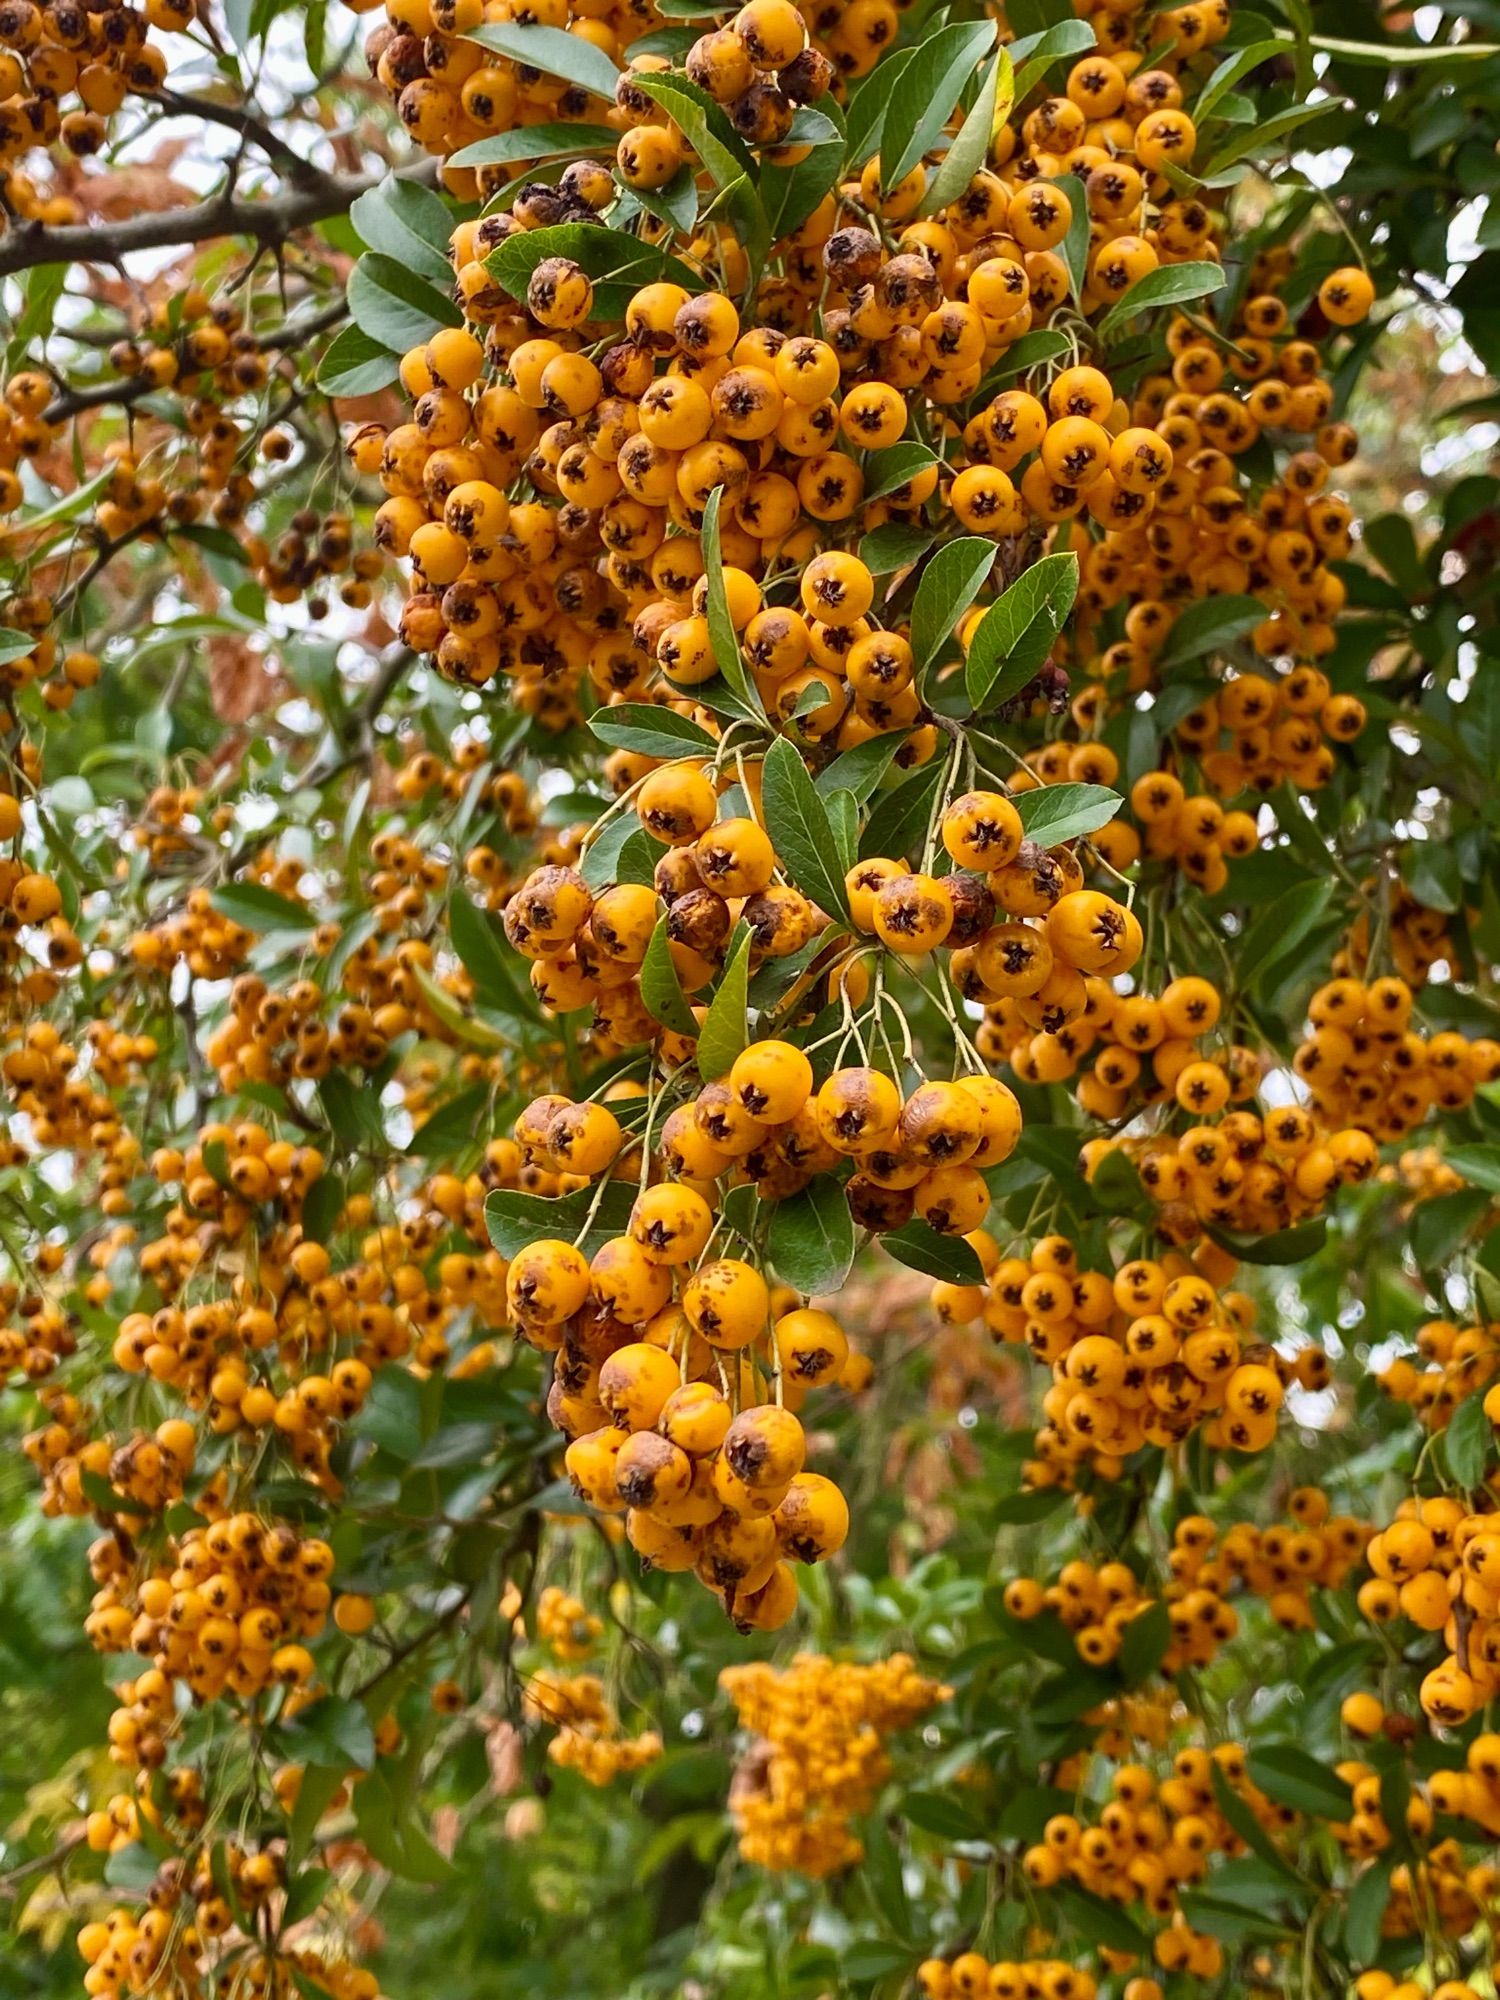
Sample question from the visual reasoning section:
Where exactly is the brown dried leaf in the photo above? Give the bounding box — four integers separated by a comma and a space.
208, 636, 283, 724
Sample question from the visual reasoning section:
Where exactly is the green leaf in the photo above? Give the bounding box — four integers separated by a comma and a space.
973, 328, 1072, 396
768, 1176, 857, 1296
860, 522, 936, 576
348, 172, 453, 282
881, 1220, 984, 1282
696, 925, 752, 1080
700, 487, 763, 721
1209, 1766, 1309, 1891
283, 1697, 377, 1773
484, 1180, 636, 1259
1119, 1599, 1172, 1685
1193, 37, 1286, 120
315, 323, 400, 397
964, 551, 1078, 710
881, 19, 997, 189
1052, 1884, 1151, 1956
210, 882, 317, 932
450, 892, 539, 1022
627, 160, 700, 236
581, 816, 664, 891
640, 915, 699, 1036
843, 47, 913, 167
901, 1790, 986, 1841
1177, 1888, 1298, 1944
920, 49, 1014, 217
463, 20, 619, 97
1158, 592, 1264, 668
862, 441, 940, 504
449, 121, 619, 169
825, 788, 858, 872
911, 536, 996, 674
0, 627, 37, 666
1446, 1391, 1492, 1488
1010, 16, 1096, 96
1344, 1859, 1393, 1966
1050, 172, 1089, 303
1014, 782, 1121, 847
860, 759, 945, 861
1410, 1187, 1490, 1271
760, 736, 852, 922
762, 103, 846, 240
1402, 838, 1462, 914
1205, 96, 1345, 171
288, 1765, 346, 1865
104, 1843, 161, 1891
406, 1083, 492, 1161
1233, 878, 1335, 994
1097, 258, 1227, 342
282, 1867, 333, 1929
1206, 1217, 1327, 1265
319, 1069, 386, 1153
347, 253, 461, 350
633, 72, 766, 258
590, 703, 719, 759
487, 222, 703, 324
816, 732, 904, 804
300, 1174, 344, 1244
1446, 1145, 1500, 1196
841, 1942, 914, 1983
1244, 1745, 1352, 1819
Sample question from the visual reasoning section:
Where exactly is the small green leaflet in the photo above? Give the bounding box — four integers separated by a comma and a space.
590, 703, 718, 758
1446, 1145, 1500, 1196
211, 882, 318, 932
1206, 1217, 1328, 1266
1244, 1746, 1352, 1820
843, 46, 913, 168
1205, 97, 1346, 172
316, 324, 400, 398
1014, 781, 1121, 846
816, 732, 902, 804
485, 1181, 636, 1259
964, 551, 1078, 710
639, 916, 699, 1036
880, 19, 997, 189
920, 49, 1014, 218
1096, 259, 1227, 342
1157, 592, 1264, 668
696, 926, 752, 1079
862, 441, 940, 503
911, 537, 996, 674
700, 487, 763, 721
1193, 38, 1286, 121
768, 1177, 857, 1296
1446, 1391, 1491, 1489
346, 254, 460, 351
760, 737, 852, 922
487, 222, 703, 325
450, 122, 619, 169
860, 522, 935, 576
882, 1221, 984, 1282
1050, 173, 1089, 304
348, 172, 453, 282
1011, 16, 1096, 96
463, 20, 619, 98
